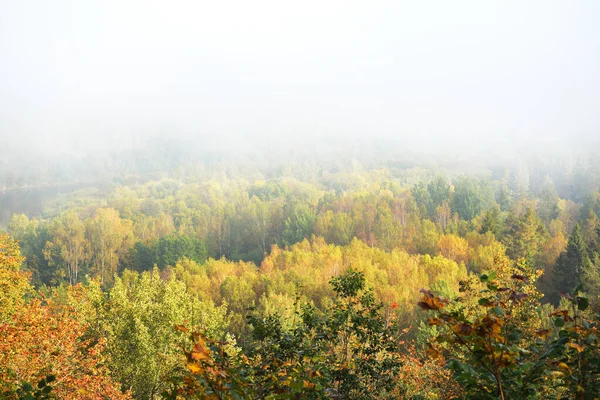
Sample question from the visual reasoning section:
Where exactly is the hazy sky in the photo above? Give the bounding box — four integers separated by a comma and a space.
1, 0, 599, 151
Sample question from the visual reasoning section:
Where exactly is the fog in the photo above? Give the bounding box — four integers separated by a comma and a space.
1, 0, 599, 158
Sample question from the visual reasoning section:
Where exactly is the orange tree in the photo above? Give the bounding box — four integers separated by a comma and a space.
0, 234, 129, 399
0, 298, 130, 399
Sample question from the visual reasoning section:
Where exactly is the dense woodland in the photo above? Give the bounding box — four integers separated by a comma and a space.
1, 149, 600, 399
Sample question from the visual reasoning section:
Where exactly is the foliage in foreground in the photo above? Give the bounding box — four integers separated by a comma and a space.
419, 259, 600, 400
0, 234, 129, 399
166, 270, 459, 399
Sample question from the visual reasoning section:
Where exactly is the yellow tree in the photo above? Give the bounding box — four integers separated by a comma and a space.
435, 201, 452, 232
86, 208, 134, 283
438, 234, 469, 265
44, 211, 89, 285
0, 234, 29, 324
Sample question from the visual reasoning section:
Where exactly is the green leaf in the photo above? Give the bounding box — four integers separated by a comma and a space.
582, 320, 591, 330
478, 298, 491, 306
577, 296, 589, 311
554, 317, 565, 327
492, 307, 504, 316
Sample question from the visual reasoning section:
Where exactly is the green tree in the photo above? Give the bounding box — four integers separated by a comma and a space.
157, 233, 207, 268
452, 177, 495, 221
90, 269, 230, 399
123, 241, 157, 272
418, 259, 552, 399
537, 179, 560, 224
480, 205, 502, 237
8, 215, 53, 286
504, 207, 546, 263
413, 175, 450, 218
281, 202, 316, 247
553, 224, 593, 303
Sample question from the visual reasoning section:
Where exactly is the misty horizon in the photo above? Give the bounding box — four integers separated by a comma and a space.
1, 0, 599, 158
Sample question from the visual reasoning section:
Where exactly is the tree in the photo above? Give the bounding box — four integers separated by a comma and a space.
86, 208, 134, 283
157, 233, 207, 268
313, 210, 356, 246
452, 177, 495, 221
435, 201, 452, 232
553, 224, 593, 304
504, 207, 546, 263
418, 259, 551, 399
413, 175, 450, 218
240, 196, 282, 262
0, 297, 130, 399
88, 269, 229, 399
438, 234, 469, 265
7, 214, 30, 241
208, 203, 235, 259
417, 220, 440, 255
44, 211, 89, 285
480, 205, 501, 237
170, 270, 414, 399
124, 240, 158, 272
0, 236, 128, 399
0, 234, 29, 324
281, 202, 316, 247
537, 179, 560, 223
8, 215, 54, 286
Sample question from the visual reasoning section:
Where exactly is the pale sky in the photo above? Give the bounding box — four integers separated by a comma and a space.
1, 0, 599, 152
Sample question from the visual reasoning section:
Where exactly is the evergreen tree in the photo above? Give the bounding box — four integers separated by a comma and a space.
504, 207, 546, 264
537, 179, 560, 223
553, 224, 592, 303
480, 205, 501, 237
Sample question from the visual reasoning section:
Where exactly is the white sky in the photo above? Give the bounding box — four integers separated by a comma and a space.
1, 0, 599, 151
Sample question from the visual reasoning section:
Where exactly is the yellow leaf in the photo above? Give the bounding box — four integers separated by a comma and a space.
558, 362, 573, 374
187, 362, 203, 374
191, 341, 210, 361
567, 342, 584, 353
304, 380, 315, 389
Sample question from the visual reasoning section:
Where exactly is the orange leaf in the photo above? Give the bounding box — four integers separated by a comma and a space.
567, 342, 584, 353
187, 362, 203, 374
174, 325, 188, 333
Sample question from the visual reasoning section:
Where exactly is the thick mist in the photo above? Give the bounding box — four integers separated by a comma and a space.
1, 0, 599, 162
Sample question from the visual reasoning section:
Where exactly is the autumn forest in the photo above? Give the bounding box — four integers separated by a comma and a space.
3, 2, 600, 398
1, 143, 600, 399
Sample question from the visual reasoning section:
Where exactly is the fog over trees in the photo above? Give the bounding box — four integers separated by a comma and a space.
1, 1, 600, 399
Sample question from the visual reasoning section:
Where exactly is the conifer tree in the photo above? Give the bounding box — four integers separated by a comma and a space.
553, 223, 592, 303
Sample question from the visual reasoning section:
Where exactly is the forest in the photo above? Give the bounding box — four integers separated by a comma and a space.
2, 1, 600, 398
1, 147, 600, 399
